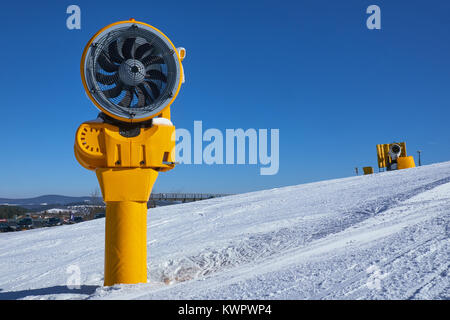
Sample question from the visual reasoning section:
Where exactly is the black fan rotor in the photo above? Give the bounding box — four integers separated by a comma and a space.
94, 35, 166, 109
83, 21, 183, 122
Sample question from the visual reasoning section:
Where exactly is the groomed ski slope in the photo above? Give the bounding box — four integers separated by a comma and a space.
0, 162, 449, 300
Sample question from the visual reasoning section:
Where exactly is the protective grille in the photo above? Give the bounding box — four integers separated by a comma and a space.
83, 23, 180, 121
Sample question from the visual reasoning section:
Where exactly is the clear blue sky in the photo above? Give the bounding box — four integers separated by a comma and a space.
0, 0, 449, 198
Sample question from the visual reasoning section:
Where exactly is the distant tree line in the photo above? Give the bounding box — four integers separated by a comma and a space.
0, 206, 29, 219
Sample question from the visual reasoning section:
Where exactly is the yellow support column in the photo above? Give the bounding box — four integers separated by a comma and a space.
96, 167, 159, 286
104, 201, 148, 286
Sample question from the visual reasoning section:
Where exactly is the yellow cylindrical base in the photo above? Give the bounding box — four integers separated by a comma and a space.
397, 156, 416, 170
104, 201, 148, 286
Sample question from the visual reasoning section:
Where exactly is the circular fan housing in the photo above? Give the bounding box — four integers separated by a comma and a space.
81, 20, 183, 123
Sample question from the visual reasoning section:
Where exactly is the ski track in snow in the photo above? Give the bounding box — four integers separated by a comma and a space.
0, 162, 449, 299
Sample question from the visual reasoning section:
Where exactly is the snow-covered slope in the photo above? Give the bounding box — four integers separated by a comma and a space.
1, 162, 449, 300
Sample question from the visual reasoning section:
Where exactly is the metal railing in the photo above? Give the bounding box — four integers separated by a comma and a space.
149, 193, 231, 202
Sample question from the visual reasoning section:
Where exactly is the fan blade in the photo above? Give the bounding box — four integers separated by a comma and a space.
138, 83, 154, 103
95, 72, 117, 85
142, 55, 164, 67
144, 80, 160, 99
134, 43, 153, 60
146, 69, 167, 82
122, 38, 136, 60
97, 52, 119, 73
118, 89, 133, 107
102, 83, 123, 98
108, 41, 123, 63
135, 87, 146, 107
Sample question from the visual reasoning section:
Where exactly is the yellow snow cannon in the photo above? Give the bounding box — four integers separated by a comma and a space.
74, 19, 185, 286
376, 142, 415, 172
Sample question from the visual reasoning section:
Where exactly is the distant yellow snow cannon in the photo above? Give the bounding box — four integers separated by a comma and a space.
74, 19, 185, 286
376, 142, 415, 172
363, 167, 374, 175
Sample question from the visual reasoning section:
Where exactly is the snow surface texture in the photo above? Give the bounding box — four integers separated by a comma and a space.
0, 162, 449, 300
